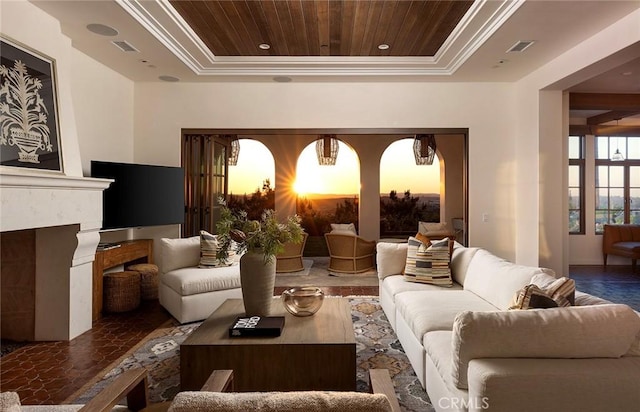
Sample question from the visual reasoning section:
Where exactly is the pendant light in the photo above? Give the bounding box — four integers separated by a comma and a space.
413, 134, 437, 165
611, 122, 624, 162
316, 135, 339, 165
228, 135, 240, 166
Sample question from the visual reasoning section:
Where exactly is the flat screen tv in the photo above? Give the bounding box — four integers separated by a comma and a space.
91, 161, 185, 230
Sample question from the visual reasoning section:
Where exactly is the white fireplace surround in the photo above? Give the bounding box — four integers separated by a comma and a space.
0, 168, 111, 341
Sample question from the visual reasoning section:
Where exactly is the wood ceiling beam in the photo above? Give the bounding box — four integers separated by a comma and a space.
570, 124, 640, 136
570, 93, 640, 111
587, 110, 640, 125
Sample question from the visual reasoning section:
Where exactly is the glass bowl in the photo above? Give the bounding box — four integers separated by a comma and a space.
281, 287, 324, 317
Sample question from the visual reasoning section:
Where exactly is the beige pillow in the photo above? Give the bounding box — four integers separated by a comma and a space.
451, 304, 640, 389
376, 241, 409, 280
330, 223, 357, 235
418, 221, 448, 233
160, 236, 200, 273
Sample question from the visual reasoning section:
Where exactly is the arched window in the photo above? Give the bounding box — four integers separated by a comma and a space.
294, 139, 360, 236
379, 138, 442, 237
227, 139, 275, 220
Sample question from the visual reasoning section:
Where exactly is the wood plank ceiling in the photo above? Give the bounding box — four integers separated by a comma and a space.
169, 0, 473, 57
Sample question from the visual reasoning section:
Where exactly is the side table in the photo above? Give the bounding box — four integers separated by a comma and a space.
92, 239, 153, 322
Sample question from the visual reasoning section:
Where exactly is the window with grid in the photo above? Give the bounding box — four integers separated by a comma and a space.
595, 135, 640, 234
568, 135, 584, 234
181, 132, 232, 237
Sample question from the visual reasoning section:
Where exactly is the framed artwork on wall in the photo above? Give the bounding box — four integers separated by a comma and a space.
0, 36, 63, 172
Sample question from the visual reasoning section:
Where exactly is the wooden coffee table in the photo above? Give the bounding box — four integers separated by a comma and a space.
180, 297, 356, 392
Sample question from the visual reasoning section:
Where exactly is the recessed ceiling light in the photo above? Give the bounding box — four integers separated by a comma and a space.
492, 59, 509, 69
273, 76, 292, 83
378, 44, 390, 50
159, 75, 180, 82
259, 43, 271, 50
86, 23, 118, 37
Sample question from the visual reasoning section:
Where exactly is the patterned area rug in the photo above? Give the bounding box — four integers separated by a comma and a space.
275, 257, 379, 287
69, 297, 433, 412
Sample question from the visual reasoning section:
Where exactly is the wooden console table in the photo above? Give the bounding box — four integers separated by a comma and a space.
92, 239, 153, 322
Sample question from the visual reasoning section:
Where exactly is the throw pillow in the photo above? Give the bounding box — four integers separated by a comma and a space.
529, 273, 576, 306
414, 232, 432, 246
418, 221, 448, 234
199, 230, 236, 268
160, 236, 200, 273
509, 284, 559, 310
544, 277, 576, 307
330, 223, 357, 235
403, 236, 453, 287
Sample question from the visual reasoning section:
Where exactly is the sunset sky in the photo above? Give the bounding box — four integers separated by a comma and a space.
228, 138, 440, 196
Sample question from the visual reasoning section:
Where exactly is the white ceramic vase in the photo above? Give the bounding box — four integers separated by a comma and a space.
239, 250, 276, 316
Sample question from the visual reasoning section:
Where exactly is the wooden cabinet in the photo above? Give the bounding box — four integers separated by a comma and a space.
92, 239, 153, 322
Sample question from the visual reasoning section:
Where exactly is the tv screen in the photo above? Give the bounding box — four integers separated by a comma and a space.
91, 161, 185, 230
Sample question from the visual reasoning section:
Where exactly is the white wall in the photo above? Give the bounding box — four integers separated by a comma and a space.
515, 7, 640, 273
70, 49, 135, 176
133, 81, 518, 259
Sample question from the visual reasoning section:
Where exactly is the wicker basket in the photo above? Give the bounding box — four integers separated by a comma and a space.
127, 263, 159, 300
103, 271, 141, 312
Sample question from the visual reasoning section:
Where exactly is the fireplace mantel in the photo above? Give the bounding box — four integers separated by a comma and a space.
0, 169, 112, 232
0, 168, 112, 340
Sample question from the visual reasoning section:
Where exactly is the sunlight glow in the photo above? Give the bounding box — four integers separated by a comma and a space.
294, 141, 360, 195
380, 138, 440, 195
229, 138, 440, 198
228, 139, 275, 195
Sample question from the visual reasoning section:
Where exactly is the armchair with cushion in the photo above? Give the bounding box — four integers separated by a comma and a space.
276, 233, 308, 273
325, 232, 376, 274
602, 223, 640, 271
167, 369, 401, 412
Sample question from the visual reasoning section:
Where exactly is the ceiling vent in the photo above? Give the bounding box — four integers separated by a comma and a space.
111, 40, 139, 53
507, 40, 535, 53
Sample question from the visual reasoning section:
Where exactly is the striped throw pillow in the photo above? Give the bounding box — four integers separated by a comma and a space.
403, 237, 453, 287
544, 277, 575, 307
509, 284, 559, 310
199, 230, 236, 268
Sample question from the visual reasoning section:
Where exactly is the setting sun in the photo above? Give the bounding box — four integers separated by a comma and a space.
294, 141, 360, 195
293, 168, 326, 195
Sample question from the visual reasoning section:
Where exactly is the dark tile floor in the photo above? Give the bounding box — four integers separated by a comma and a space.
0, 285, 377, 405
570, 265, 640, 311
2, 266, 638, 406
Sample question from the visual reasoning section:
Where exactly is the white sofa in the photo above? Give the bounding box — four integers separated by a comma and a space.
376, 241, 640, 412
158, 236, 242, 324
